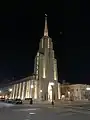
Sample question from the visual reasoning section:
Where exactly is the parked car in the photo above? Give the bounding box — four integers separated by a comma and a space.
13, 99, 22, 104
0, 98, 5, 102
6, 99, 13, 103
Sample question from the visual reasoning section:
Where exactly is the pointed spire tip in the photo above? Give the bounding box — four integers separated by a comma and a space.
44, 14, 48, 36
45, 14, 47, 17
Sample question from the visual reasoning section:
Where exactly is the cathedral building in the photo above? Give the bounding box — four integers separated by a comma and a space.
9, 15, 61, 101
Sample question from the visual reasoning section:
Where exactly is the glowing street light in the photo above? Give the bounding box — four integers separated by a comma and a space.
0, 90, 1, 93
68, 91, 70, 95
86, 88, 90, 90
31, 85, 34, 88
49, 82, 54, 86
40, 90, 42, 93
9, 88, 12, 92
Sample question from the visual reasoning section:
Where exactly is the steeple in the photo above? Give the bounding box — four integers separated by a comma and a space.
44, 14, 48, 36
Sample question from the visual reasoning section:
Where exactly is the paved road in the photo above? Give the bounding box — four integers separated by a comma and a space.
0, 102, 90, 120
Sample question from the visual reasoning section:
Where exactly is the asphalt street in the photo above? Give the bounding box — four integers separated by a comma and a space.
0, 102, 90, 120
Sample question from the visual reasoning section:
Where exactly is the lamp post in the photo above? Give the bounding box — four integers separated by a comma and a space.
8, 88, 12, 99
86, 88, 90, 90
0, 90, 1, 98
86, 87, 90, 100
68, 91, 70, 100
0, 90, 1, 93
40, 90, 42, 100
9, 88, 12, 92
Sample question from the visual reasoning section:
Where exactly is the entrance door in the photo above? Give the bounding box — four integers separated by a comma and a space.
48, 83, 53, 101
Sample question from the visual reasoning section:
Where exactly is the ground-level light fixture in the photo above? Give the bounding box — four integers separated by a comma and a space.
31, 85, 34, 88
86, 87, 90, 90
40, 90, 42, 93
68, 91, 70, 94
9, 88, 12, 92
61, 95, 65, 98
49, 82, 54, 86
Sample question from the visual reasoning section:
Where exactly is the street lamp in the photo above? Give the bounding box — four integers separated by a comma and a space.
86, 87, 90, 100
86, 88, 90, 90
9, 88, 12, 92
8, 88, 12, 99
31, 85, 34, 89
40, 90, 43, 100
0, 90, 1, 93
68, 91, 70, 100
40, 90, 42, 93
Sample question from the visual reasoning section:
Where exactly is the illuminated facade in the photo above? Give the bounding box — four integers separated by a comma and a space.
61, 84, 90, 101
10, 15, 61, 101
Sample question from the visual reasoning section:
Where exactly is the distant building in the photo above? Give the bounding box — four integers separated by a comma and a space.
9, 15, 61, 101
61, 84, 90, 101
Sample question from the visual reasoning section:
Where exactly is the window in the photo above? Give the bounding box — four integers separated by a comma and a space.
43, 67, 46, 78
54, 60, 57, 80
48, 38, 50, 48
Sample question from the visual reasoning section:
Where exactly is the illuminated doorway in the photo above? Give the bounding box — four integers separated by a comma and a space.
48, 82, 54, 101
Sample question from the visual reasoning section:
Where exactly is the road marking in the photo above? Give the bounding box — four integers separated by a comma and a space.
25, 113, 36, 120
29, 112, 36, 114
13, 108, 40, 111
27, 108, 36, 110
48, 106, 56, 108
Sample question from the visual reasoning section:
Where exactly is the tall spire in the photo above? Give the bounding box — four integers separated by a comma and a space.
44, 14, 48, 36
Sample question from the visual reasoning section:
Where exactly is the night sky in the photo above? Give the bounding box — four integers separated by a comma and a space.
0, 1, 90, 85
